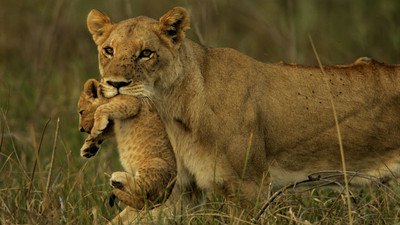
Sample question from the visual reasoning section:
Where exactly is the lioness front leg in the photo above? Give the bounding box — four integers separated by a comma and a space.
90, 96, 141, 138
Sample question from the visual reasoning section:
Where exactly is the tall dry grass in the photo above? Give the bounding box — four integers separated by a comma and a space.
1, 0, 400, 224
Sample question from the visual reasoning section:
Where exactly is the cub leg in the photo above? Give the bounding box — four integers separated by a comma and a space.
80, 135, 102, 158
91, 96, 141, 138
109, 158, 177, 209
109, 171, 146, 208
80, 122, 114, 158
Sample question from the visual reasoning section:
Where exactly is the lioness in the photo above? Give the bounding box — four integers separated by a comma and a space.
78, 79, 176, 211
87, 6, 400, 218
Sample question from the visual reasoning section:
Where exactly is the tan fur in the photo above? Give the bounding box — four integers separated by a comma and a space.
78, 79, 114, 157
77, 79, 176, 211
87, 7, 400, 222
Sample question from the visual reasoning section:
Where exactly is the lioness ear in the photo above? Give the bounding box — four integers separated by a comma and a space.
87, 9, 113, 45
158, 7, 190, 49
83, 79, 99, 99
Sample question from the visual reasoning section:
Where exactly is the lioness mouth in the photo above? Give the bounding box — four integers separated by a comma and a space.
106, 80, 132, 89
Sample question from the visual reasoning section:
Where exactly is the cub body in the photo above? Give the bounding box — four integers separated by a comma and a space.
78, 79, 176, 209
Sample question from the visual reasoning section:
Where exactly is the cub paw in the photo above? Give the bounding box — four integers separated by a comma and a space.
91, 115, 109, 138
80, 138, 102, 158
110, 171, 135, 192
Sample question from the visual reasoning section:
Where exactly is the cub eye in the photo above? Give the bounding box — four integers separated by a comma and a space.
79, 110, 84, 115
103, 47, 114, 56
139, 49, 153, 59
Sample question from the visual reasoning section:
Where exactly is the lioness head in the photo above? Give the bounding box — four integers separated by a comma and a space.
78, 79, 105, 133
87, 7, 190, 99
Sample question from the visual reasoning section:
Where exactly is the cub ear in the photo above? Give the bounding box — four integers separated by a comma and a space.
158, 7, 190, 49
87, 9, 113, 45
83, 79, 100, 99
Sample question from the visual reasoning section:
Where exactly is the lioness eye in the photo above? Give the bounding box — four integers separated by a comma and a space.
104, 47, 114, 56
139, 49, 153, 59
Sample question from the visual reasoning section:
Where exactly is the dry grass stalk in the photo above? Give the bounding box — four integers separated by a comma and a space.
26, 118, 51, 203
308, 34, 353, 225
45, 117, 60, 198
0, 86, 10, 154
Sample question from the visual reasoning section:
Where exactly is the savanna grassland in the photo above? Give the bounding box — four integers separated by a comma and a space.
1, 0, 400, 224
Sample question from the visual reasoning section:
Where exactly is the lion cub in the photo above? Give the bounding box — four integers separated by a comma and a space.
78, 79, 176, 209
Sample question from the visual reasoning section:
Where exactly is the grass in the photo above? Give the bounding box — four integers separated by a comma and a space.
1, 0, 400, 224
308, 34, 352, 224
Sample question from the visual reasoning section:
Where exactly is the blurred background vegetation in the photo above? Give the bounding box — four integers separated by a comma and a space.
1, 0, 400, 224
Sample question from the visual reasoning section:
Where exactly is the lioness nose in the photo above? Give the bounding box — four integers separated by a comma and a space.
106, 81, 132, 89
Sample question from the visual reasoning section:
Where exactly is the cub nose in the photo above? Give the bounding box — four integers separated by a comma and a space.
79, 127, 85, 133
106, 81, 132, 89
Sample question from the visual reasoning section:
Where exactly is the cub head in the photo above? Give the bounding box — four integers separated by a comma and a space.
78, 79, 106, 133
86, 7, 190, 99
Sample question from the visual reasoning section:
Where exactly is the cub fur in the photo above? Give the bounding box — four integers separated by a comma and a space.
78, 79, 176, 209
87, 6, 400, 220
